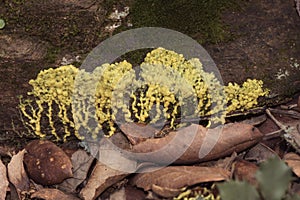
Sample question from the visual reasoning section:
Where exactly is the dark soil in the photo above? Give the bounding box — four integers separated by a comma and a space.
0, 0, 299, 147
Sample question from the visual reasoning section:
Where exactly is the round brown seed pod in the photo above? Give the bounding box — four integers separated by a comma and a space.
23, 140, 73, 185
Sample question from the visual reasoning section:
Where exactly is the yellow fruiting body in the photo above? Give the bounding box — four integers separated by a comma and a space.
19, 48, 269, 141
225, 79, 269, 113
174, 185, 221, 200
19, 65, 78, 141
141, 48, 227, 126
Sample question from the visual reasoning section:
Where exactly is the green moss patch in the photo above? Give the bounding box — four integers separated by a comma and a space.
130, 0, 240, 44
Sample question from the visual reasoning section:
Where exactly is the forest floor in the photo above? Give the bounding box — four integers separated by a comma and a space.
0, 0, 299, 145
0, 0, 299, 199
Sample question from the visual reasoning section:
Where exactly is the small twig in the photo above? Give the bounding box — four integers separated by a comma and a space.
263, 129, 284, 140
265, 109, 289, 131
266, 108, 300, 154
268, 107, 300, 119
280, 104, 298, 110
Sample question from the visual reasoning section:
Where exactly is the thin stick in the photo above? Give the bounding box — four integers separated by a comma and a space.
266, 108, 300, 153
265, 109, 287, 130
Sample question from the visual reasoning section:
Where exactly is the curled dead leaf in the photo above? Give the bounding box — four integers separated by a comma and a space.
23, 140, 73, 185
284, 152, 300, 177
244, 143, 277, 163
108, 187, 127, 200
233, 159, 258, 185
131, 165, 230, 198
107, 186, 147, 200
58, 149, 94, 193
123, 185, 147, 200
31, 188, 80, 200
79, 161, 129, 200
120, 123, 159, 145
7, 149, 30, 199
0, 159, 8, 200
240, 114, 267, 126
151, 184, 184, 198
0, 145, 15, 157
129, 123, 263, 164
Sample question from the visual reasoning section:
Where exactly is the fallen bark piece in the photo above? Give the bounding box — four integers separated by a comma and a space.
31, 188, 80, 200
7, 149, 30, 199
0, 159, 9, 200
129, 123, 263, 164
131, 166, 230, 198
79, 161, 130, 200
284, 152, 300, 177
23, 140, 73, 185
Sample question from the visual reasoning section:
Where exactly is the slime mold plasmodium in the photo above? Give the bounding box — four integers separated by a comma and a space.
19, 65, 79, 141
225, 79, 268, 113
19, 48, 269, 142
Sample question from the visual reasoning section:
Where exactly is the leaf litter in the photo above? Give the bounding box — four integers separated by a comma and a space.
131, 165, 230, 198
2, 96, 300, 199
284, 152, 300, 177
7, 149, 30, 199
79, 161, 130, 200
57, 149, 94, 193
30, 188, 80, 200
128, 123, 263, 164
0, 159, 8, 200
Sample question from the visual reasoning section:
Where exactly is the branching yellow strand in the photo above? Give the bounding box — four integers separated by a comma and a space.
19, 48, 269, 141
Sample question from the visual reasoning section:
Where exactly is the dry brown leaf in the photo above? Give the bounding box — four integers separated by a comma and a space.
240, 114, 267, 126
0, 159, 8, 200
97, 137, 138, 173
123, 185, 146, 200
129, 123, 263, 164
58, 149, 94, 193
284, 152, 300, 177
233, 159, 258, 185
23, 140, 73, 185
265, 109, 300, 154
131, 165, 229, 197
109, 187, 126, 200
79, 161, 129, 200
218, 152, 237, 169
120, 123, 159, 145
291, 182, 300, 196
7, 149, 30, 199
107, 131, 131, 150
0, 145, 15, 157
245, 143, 277, 163
151, 184, 183, 198
31, 188, 80, 200
201, 152, 237, 170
